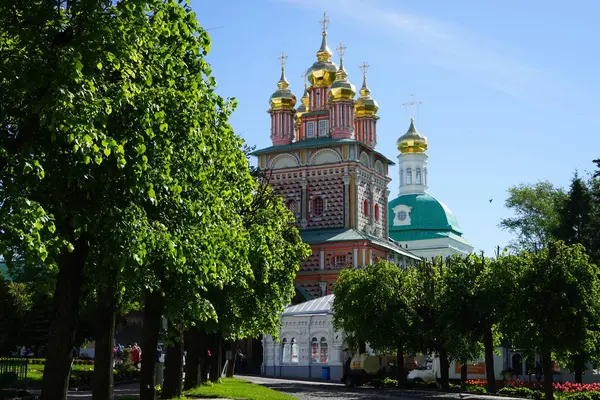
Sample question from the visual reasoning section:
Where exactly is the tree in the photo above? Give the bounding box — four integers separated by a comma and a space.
554, 173, 596, 382
441, 254, 510, 392
333, 261, 416, 386
1, 1, 256, 399
502, 241, 600, 400
499, 182, 567, 251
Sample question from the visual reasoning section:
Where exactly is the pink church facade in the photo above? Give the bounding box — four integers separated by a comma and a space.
252, 15, 419, 300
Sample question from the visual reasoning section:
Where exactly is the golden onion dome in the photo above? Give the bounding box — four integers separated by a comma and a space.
328, 49, 356, 101
354, 73, 379, 116
397, 118, 428, 153
295, 85, 310, 120
269, 66, 296, 111
306, 30, 338, 87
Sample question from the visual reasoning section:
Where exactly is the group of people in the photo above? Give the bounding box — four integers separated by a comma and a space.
113, 342, 142, 368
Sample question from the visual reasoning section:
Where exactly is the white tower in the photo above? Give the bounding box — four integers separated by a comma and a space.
396, 118, 428, 195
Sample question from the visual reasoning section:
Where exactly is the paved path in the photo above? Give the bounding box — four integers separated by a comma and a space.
239, 376, 522, 400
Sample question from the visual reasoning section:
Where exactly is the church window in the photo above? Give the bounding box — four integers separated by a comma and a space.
363, 199, 369, 215
400, 169, 404, 186
286, 200, 297, 215
416, 168, 422, 185
406, 168, 412, 185
320, 337, 329, 363
319, 120, 327, 136
307, 122, 315, 138
291, 338, 299, 363
316, 90, 321, 107
340, 105, 344, 126
334, 255, 347, 268
374, 204, 380, 221
313, 197, 324, 216
282, 338, 291, 363
311, 338, 319, 362
310, 337, 329, 363
398, 211, 407, 222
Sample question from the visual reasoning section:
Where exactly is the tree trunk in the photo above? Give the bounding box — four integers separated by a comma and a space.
483, 326, 496, 393
41, 236, 89, 400
209, 334, 221, 382
183, 328, 201, 390
574, 353, 585, 383
396, 344, 406, 387
92, 283, 117, 400
162, 329, 184, 399
200, 336, 209, 384
439, 348, 450, 391
140, 290, 164, 400
460, 363, 467, 385
543, 353, 554, 400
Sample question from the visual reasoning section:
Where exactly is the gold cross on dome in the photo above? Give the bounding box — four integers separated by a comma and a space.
359, 61, 369, 78
320, 12, 330, 33
278, 52, 288, 69
336, 43, 346, 59
402, 94, 422, 119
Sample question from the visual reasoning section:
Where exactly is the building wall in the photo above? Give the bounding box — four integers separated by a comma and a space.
263, 313, 345, 382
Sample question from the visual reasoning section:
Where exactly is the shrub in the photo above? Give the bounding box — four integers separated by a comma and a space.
467, 385, 488, 394
383, 378, 398, 388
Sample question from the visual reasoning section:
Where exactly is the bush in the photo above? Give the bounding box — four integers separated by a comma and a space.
383, 378, 398, 388
467, 385, 488, 394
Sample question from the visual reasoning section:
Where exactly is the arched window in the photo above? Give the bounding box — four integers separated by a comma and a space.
374, 204, 380, 221
310, 337, 329, 363
339, 105, 344, 126
282, 338, 291, 363
291, 338, 299, 363
311, 338, 319, 362
416, 168, 422, 185
363, 199, 369, 215
313, 197, 324, 216
406, 168, 412, 185
400, 169, 404, 186
286, 200, 297, 215
320, 337, 329, 363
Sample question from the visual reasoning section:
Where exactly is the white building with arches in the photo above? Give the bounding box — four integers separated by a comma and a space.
262, 295, 347, 380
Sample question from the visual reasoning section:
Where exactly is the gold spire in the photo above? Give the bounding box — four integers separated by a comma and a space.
296, 73, 310, 120
354, 61, 379, 116
397, 117, 428, 153
269, 53, 296, 111
328, 42, 356, 101
276, 53, 289, 89
306, 12, 337, 87
316, 12, 332, 61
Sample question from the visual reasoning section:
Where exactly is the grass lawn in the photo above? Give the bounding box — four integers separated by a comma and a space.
26, 363, 94, 384
184, 378, 296, 400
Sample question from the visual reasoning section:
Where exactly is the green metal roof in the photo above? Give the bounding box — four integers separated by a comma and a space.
389, 230, 472, 246
300, 228, 420, 260
388, 193, 464, 240
250, 137, 396, 165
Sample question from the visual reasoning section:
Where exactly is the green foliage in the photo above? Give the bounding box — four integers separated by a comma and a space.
502, 241, 600, 363
201, 182, 310, 340
499, 181, 567, 251
333, 260, 415, 354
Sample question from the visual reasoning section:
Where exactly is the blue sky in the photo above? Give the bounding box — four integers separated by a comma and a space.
191, 0, 600, 255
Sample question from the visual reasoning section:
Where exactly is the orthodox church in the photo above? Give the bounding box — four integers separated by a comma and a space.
251, 14, 420, 302
257, 13, 472, 381
388, 119, 473, 258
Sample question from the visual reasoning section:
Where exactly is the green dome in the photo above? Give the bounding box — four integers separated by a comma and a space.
388, 193, 463, 240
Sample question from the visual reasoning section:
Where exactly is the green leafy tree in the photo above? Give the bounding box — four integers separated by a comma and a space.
499, 182, 567, 251
333, 261, 416, 386
502, 241, 600, 400
554, 174, 598, 382
1, 1, 255, 399
441, 254, 507, 392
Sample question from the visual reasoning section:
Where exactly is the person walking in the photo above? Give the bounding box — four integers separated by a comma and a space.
132, 343, 142, 369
